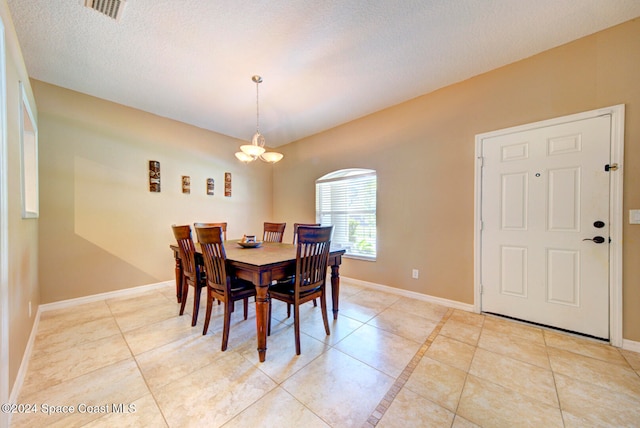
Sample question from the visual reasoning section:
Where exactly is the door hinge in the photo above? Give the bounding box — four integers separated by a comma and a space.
480, 285, 484, 294
605, 163, 619, 172
478, 156, 484, 167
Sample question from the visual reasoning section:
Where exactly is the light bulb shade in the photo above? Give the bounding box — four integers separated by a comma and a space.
251, 132, 266, 147
260, 152, 284, 163
235, 151, 254, 162
240, 144, 266, 157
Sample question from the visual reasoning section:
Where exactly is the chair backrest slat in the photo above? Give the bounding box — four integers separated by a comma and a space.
263, 222, 286, 243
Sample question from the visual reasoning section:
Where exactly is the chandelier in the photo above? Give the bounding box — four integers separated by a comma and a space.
235, 75, 284, 163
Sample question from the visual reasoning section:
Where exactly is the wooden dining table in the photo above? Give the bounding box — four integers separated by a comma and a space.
170, 240, 346, 362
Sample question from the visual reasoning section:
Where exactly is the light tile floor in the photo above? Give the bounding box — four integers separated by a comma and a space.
10, 280, 640, 427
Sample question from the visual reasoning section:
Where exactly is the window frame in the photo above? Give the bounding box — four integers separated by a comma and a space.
315, 168, 377, 261
19, 81, 38, 219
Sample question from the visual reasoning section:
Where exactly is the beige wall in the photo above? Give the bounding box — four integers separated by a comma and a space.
2, 0, 39, 401
33, 81, 275, 304
274, 18, 640, 342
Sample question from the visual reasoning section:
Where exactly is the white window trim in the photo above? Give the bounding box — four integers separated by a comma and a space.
19, 81, 38, 219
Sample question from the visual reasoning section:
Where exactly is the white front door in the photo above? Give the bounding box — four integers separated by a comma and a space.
480, 114, 611, 339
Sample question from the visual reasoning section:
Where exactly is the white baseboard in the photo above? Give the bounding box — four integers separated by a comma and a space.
622, 338, 640, 353
341, 276, 475, 312
9, 280, 174, 408
8, 308, 39, 406
39, 280, 174, 312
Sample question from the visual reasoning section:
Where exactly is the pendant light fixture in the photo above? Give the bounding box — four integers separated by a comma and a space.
235, 75, 284, 163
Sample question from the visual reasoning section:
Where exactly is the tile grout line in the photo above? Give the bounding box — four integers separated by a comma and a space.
109, 291, 174, 428
363, 308, 455, 427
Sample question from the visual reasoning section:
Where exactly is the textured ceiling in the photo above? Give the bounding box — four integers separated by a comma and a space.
6, 1, 640, 147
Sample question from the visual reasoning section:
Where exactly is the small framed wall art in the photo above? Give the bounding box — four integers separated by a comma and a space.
207, 178, 215, 195
149, 160, 161, 192
224, 172, 232, 197
182, 176, 191, 194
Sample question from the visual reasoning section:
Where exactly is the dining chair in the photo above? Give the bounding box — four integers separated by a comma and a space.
194, 222, 227, 241
195, 225, 256, 351
171, 224, 207, 326
292, 223, 320, 244
287, 223, 321, 312
268, 225, 333, 355
263, 222, 286, 243
193, 223, 228, 307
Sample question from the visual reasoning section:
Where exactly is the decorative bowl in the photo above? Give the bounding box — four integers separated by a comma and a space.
237, 241, 262, 248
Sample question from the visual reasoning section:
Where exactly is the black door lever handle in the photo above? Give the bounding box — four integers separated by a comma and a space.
582, 236, 606, 244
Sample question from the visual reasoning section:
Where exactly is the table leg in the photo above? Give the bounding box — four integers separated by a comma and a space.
255, 283, 269, 362
331, 264, 340, 320
174, 253, 183, 303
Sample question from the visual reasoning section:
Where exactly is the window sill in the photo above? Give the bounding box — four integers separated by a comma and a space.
344, 254, 376, 262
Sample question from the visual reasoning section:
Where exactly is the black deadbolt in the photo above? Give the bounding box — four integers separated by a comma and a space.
593, 221, 605, 228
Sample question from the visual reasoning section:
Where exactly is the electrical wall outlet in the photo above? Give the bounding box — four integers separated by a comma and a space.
412, 269, 419, 279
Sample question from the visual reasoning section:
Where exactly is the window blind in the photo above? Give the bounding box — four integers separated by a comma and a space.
316, 169, 376, 260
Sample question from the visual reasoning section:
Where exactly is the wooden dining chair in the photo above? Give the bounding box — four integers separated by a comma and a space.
268, 225, 333, 355
263, 222, 286, 243
292, 223, 320, 244
195, 225, 256, 351
194, 222, 227, 241
194, 223, 227, 307
288, 223, 321, 312
171, 224, 207, 326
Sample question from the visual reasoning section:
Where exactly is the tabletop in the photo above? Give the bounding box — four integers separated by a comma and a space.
187, 240, 344, 267
219, 241, 298, 266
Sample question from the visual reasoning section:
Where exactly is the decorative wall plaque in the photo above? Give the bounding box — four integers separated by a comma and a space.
149, 160, 160, 192
182, 176, 191, 194
207, 178, 215, 195
224, 172, 232, 197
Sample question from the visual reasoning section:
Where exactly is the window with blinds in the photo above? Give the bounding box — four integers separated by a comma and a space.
315, 169, 377, 260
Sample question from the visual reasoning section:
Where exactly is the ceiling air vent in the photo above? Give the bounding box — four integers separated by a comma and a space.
83, 0, 126, 21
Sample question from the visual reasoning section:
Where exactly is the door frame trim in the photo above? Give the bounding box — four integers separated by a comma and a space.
474, 105, 625, 347
0, 15, 8, 428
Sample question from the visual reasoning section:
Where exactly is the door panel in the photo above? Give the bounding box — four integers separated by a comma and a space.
501, 173, 528, 230
481, 115, 610, 339
501, 246, 527, 296
548, 167, 580, 231
546, 248, 579, 306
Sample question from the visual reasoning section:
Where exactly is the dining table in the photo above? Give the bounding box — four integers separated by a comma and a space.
170, 240, 346, 362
